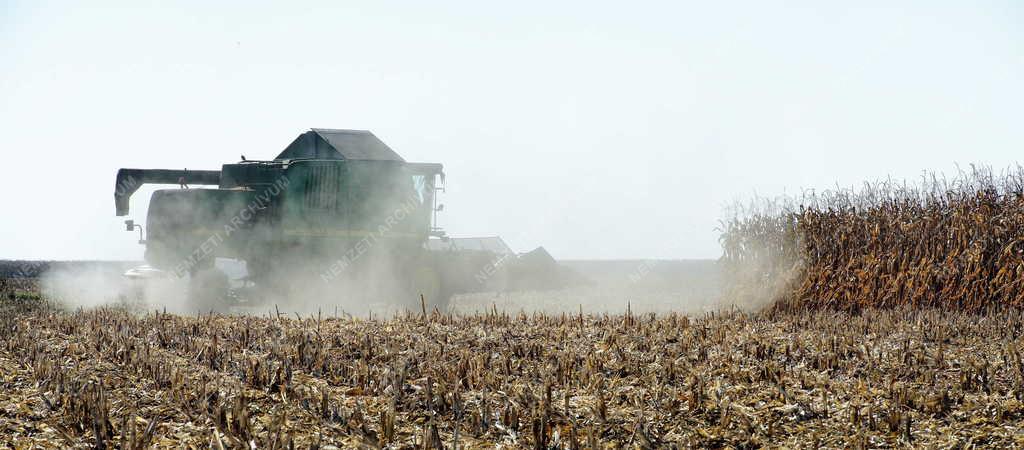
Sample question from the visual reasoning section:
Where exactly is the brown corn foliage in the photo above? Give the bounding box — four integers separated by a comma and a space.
720, 165, 1024, 312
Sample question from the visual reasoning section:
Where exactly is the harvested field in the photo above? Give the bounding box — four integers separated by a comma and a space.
3, 283, 1024, 448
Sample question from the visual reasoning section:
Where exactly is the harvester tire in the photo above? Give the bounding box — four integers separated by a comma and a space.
187, 267, 230, 312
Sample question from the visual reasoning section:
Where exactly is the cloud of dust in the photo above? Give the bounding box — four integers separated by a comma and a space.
715, 202, 805, 312
37, 259, 417, 318
449, 259, 729, 316
717, 250, 803, 312
40, 264, 190, 313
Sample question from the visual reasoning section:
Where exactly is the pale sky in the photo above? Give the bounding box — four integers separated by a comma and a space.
1, 1, 1021, 260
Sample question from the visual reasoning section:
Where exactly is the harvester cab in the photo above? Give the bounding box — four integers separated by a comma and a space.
114, 128, 577, 310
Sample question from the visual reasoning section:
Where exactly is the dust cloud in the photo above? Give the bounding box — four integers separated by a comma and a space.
36, 254, 786, 317
35, 257, 415, 318
450, 259, 728, 315
717, 251, 804, 312
34, 232, 803, 317
40, 263, 189, 313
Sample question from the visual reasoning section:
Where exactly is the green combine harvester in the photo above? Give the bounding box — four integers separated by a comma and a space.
114, 128, 576, 309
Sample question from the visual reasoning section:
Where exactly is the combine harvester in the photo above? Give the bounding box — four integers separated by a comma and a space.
114, 128, 579, 309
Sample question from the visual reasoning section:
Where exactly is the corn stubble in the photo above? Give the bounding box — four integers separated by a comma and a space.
1, 292, 1023, 448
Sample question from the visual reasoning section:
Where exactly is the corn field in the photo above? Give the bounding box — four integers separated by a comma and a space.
3, 287, 1024, 447
720, 165, 1024, 312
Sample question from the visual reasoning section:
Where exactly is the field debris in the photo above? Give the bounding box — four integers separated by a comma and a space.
2, 290, 1024, 448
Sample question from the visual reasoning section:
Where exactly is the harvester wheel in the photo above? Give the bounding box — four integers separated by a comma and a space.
187, 266, 230, 312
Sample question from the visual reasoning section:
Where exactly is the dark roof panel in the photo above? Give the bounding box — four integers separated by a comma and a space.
274, 129, 405, 162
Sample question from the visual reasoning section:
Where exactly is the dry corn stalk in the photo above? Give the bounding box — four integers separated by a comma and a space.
720, 165, 1024, 313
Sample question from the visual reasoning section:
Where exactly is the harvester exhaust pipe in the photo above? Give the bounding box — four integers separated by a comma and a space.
114, 168, 221, 216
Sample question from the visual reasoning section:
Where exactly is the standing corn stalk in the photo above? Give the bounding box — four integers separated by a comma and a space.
720, 165, 1024, 313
